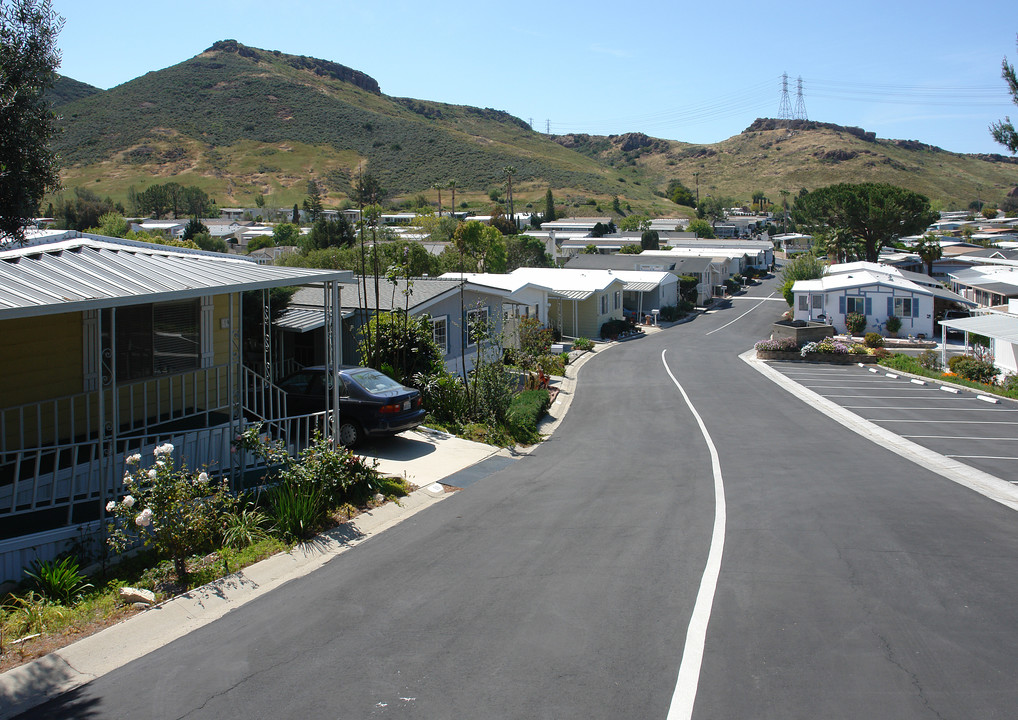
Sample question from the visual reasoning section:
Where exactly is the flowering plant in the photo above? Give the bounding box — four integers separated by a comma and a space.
754, 337, 800, 352
106, 443, 231, 582
800, 338, 851, 357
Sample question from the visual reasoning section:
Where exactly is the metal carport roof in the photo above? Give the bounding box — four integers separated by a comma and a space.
940, 314, 1018, 344
0, 239, 354, 320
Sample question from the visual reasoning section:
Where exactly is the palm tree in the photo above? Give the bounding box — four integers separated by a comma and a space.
433, 183, 443, 216
447, 179, 457, 217
915, 233, 943, 276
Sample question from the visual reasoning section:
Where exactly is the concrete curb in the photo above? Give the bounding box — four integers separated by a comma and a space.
742, 349, 1018, 512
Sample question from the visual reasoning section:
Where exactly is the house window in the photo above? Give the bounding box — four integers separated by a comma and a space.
811, 295, 824, 311
466, 307, 488, 346
846, 296, 866, 315
102, 300, 201, 381
601, 294, 608, 314
614, 291, 621, 310
798, 295, 809, 311
893, 297, 913, 317
431, 316, 448, 354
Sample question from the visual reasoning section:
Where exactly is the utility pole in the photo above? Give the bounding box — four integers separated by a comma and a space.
693, 172, 700, 205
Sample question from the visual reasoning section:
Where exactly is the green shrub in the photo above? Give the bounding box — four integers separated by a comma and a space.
949, 356, 999, 384
864, 332, 884, 348
600, 318, 629, 339
23, 557, 94, 605
268, 478, 327, 542
885, 315, 902, 334
845, 312, 866, 335
917, 349, 942, 371
414, 371, 470, 423
222, 502, 271, 549
658, 305, 680, 321
573, 337, 595, 351
881, 353, 922, 373
507, 389, 551, 444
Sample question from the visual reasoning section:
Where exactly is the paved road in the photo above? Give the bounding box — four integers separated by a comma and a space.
22, 278, 1018, 719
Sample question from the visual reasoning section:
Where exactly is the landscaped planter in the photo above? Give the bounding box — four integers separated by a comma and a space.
756, 350, 879, 364
771, 320, 835, 345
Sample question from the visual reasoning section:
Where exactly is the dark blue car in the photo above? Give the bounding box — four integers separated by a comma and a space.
277, 366, 426, 447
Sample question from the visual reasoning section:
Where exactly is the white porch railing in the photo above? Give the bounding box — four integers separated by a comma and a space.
1, 365, 230, 455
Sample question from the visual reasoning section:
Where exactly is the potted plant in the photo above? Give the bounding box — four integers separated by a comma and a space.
885, 314, 902, 338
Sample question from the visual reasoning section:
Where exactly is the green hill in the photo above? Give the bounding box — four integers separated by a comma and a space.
47, 74, 101, 107
52, 40, 645, 212
50, 41, 1018, 215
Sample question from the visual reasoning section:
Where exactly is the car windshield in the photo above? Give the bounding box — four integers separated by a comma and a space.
347, 368, 404, 394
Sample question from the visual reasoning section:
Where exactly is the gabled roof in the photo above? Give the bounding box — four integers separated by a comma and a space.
0, 238, 352, 320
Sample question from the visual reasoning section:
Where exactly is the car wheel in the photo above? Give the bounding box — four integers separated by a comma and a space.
338, 420, 362, 447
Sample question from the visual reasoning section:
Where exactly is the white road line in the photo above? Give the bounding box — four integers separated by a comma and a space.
946, 455, 1018, 461
662, 349, 726, 720
705, 293, 775, 336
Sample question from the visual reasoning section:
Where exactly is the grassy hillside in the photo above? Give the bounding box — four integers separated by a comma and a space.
52, 41, 664, 212
50, 41, 1017, 217
558, 120, 1018, 212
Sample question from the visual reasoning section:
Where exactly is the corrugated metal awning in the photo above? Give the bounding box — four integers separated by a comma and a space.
0, 239, 352, 320
550, 290, 593, 301
275, 307, 354, 332
940, 314, 1018, 343
621, 281, 660, 292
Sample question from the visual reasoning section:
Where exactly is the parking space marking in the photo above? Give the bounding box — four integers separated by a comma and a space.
946, 454, 1018, 461
903, 435, 1018, 441
869, 419, 1018, 425
841, 406, 1018, 412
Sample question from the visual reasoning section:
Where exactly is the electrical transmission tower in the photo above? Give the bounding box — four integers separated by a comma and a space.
546, 119, 551, 134
794, 76, 808, 121
777, 72, 793, 121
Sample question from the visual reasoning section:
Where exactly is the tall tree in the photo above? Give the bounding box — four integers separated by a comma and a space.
697, 196, 726, 229
302, 179, 323, 222
990, 35, 1018, 154
506, 234, 553, 270
447, 179, 457, 215
433, 182, 443, 216
792, 183, 938, 263
640, 229, 660, 251
544, 188, 556, 222
291, 203, 300, 224
0, 0, 63, 244
502, 165, 516, 225
181, 216, 208, 241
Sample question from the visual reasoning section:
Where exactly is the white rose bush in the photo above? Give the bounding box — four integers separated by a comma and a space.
106, 443, 231, 583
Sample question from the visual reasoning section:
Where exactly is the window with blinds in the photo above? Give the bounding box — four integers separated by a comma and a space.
101, 300, 200, 381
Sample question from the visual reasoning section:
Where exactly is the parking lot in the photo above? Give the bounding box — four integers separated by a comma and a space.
769, 361, 1018, 482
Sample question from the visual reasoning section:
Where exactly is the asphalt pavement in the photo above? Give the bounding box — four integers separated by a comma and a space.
4, 278, 1018, 720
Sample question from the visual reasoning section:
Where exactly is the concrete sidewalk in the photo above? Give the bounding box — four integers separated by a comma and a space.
0, 349, 598, 719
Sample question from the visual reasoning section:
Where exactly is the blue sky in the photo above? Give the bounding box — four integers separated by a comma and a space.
53, 0, 1017, 155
